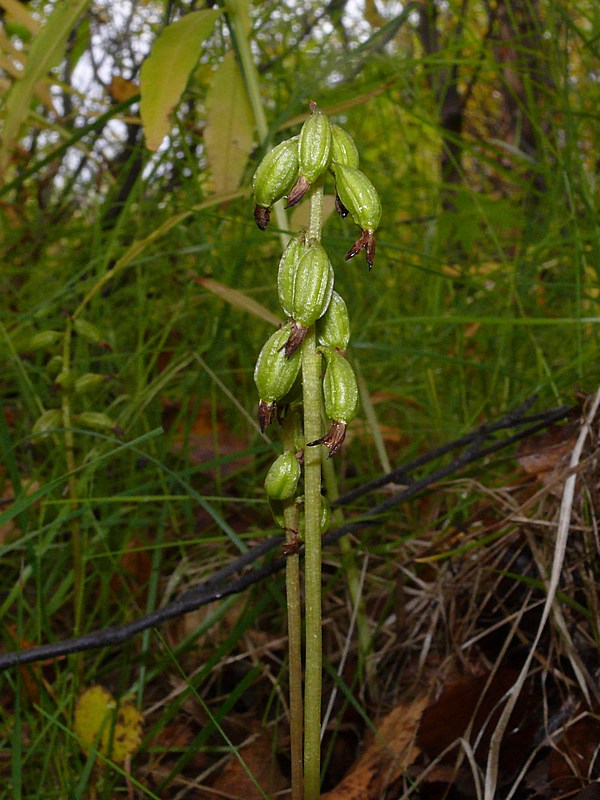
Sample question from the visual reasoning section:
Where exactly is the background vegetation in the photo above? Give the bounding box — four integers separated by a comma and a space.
1, 0, 598, 797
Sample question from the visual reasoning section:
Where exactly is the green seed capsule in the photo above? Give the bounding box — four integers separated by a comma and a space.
331, 163, 382, 233
46, 355, 64, 378
76, 411, 117, 431
254, 324, 302, 404
54, 370, 75, 391
74, 373, 107, 395
73, 318, 106, 347
32, 409, 62, 437
322, 348, 358, 424
277, 233, 306, 317
264, 451, 301, 501
291, 243, 334, 328
21, 330, 62, 352
330, 124, 359, 168
317, 291, 351, 351
298, 106, 332, 184
286, 104, 333, 207
253, 137, 299, 228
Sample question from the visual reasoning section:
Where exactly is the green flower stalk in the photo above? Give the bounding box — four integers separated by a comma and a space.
251, 102, 381, 800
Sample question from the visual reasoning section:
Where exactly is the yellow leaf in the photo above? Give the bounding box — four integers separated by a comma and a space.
140, 9, 222, 151
204, 50, 255, 193
0, 0, 89, 179
109, 76, 139, 103
0, 0, 40, 34
73, 685, 143, 764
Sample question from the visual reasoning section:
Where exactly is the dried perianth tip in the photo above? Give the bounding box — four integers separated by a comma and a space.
283, 321, 308, 358
286, 175, 311, 208
254, 204, 271, 230
335, 194, 349, 218
307, 420, 347, 457
258, 399, 277, 432
345, 229, 376, 270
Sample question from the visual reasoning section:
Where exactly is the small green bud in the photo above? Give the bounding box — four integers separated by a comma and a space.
330, 124, 359, 168
76, 411, 118, 431
73, 318, 112, 350
21, 330, 62, 352
277, 232, 306, 318
54, 370, 75, 391
332, 163, 381, 233
74, 373, 108, 395
253, 137, 299, 229
254, 324, 302, 430
264, 451, 301, 501
317, 291, 350, 351
291, 242, 334, 328
287, 103, 332, 206
31, 409, 61, 437
46, 355, 64, 378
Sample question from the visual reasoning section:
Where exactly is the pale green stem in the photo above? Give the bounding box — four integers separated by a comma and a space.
302, 183, 325, 800
60, 321, 84, 677
282, 414, 304, 800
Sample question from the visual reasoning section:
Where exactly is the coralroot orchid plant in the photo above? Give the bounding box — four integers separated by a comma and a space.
252, 102, 381, 800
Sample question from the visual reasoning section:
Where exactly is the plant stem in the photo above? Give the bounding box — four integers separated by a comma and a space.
303, 183, 325, 800
282, 414, 304, 800
60, 321, 84, 676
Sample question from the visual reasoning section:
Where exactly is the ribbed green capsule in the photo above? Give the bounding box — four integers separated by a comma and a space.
73, 318, 111, 349
322, 348, 358, 425
31, 409, 61, 437
46, 355, 63, 378
264, 451, 301, 501
291, 242, 334, 328
20, 330, 62, 352
317, 291, 351, 351
76, 411, 117, 431
299, 107, 332, 183
277, 233, 306, 318
74, 373, 108, 395
331, 163, 381, 233
252, 137, 299, 229
254, 325, 302, 403
286, 103, 333, 206
330, 124, 359, 169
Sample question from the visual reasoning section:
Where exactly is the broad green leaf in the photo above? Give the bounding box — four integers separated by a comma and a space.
204, 50, 255, 193
0, 0, 90, 178
140, 9, 221, 152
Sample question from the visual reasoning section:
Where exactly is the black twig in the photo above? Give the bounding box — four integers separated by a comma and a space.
0, 397, 575, 670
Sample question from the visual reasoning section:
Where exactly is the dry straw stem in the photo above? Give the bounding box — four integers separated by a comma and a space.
483, 385, 600, 800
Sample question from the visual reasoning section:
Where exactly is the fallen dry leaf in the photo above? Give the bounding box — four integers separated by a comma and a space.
321, 695, 428, 800
197, 731, 287, 800
166, 398, 251, 473
516, 420, 579, 485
